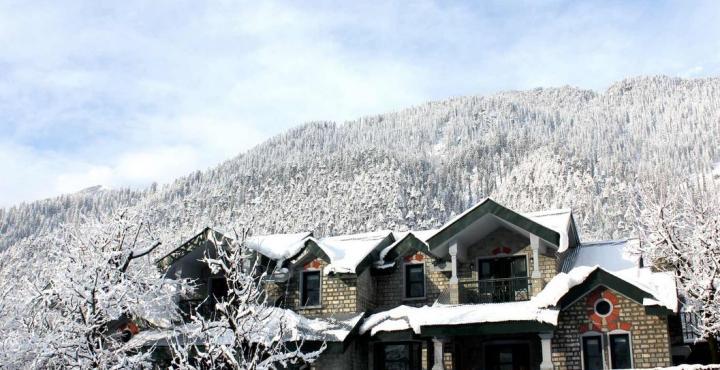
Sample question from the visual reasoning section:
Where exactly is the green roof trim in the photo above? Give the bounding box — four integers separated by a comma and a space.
156, 227, 226, 270
558, 268, 667, 315
420, 321, 555, 336
352, 233, 396, 274
381, 233, 439, 263
294, 239, 331, 264
427, 199, 561, 249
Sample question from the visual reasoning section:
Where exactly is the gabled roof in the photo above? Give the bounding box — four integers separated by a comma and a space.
425, 198, 575, 252
532, 265, 677, 313
562, 238, 678, 312
376, 230, 439, 268
318, 231, 395, 275
156, 227, 232, 269
246, 232, 312, 261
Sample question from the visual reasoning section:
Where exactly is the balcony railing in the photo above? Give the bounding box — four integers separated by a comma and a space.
459, 277, 531, 303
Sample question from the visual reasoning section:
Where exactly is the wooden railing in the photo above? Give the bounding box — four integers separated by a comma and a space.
459, 277, 531, 303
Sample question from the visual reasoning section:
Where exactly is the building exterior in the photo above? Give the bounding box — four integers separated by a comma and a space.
156, 198, 693, 370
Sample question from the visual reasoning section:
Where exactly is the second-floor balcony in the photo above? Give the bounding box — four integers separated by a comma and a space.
459, 277, 531, 303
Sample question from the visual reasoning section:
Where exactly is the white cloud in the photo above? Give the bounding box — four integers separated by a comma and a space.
1, 0, 719, 206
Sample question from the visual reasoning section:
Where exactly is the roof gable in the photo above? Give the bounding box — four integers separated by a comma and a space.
319, 231, 395, 275
378, 232, 438, 264
426, 198, 562, 251
558, 268, 655, 309
156, 227, 232, 270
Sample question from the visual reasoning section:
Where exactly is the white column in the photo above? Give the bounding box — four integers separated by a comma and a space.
449, 242, 458, 283
539, 332, 554, 370
531, 234, 542, 279
432, 337, 445, 370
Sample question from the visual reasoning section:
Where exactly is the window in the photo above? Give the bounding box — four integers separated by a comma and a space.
477, 256, 529, 302
594, 299, 612, 316
208, 277, 229, 303
404, 263, 425, 298
609, 333, 632, 369
582, 335, 604, 370
375, 342, 421, 370
478, 256, 527, 279
301, 271, 320, 307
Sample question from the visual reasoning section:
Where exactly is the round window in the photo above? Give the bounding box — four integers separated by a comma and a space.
594, 299, 612, 316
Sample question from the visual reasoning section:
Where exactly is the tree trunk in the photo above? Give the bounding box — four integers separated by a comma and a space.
708, 335, 720, 364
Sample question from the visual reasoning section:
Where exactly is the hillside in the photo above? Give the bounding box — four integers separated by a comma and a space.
1, 75, 719, 255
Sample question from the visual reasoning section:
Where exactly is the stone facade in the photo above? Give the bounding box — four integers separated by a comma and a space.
266, 227, 675, 370
374, 250, 450, 310
551, 286, 672, 369
277, 258, 366, 317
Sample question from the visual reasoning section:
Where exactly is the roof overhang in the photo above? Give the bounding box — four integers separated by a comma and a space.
421, 321, 556, 336
427, 198, 561, 253
558, 268, 671, 316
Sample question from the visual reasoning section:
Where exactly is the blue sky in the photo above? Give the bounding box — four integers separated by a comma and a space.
1, 0, 719, 206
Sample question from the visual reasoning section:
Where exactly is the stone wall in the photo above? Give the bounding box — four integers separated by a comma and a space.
277, 258, 364, 317
551, 286, 672, 369
374, 250, 450, 310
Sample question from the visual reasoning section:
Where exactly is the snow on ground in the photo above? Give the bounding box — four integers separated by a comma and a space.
246, 232, 311, 261
318, 231, 392, 274
359, 302, 558, 336
652, 365, 720, 370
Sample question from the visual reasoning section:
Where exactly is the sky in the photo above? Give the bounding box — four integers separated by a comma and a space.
1, 0, 719, 207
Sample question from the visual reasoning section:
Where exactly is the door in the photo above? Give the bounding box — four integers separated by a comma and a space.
478, 256, 529, 302
485, 343, 530, 370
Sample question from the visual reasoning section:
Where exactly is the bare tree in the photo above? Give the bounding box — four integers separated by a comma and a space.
635, 180, 720, 360
167, 228, 324, 369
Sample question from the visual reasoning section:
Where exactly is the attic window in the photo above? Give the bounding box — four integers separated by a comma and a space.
301, 271, 321, 307
594, 299, 612, 317
405, 263, 425, 299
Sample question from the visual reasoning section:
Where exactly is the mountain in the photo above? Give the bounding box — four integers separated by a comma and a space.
1, 75, 719, 255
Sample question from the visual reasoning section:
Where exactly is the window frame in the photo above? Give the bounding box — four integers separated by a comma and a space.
300, 270, 322, 308
608, 331, 634, 369
374, 341, 423, 370
593, 298, 614, 317
403, 262, 426, 300
476, 255, 529, 280
580, 332, 605, 370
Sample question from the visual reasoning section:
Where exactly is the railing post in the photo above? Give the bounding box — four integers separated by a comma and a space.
539, 332, 554, 370
448, 242, 459, 304
432, 337, 446, 370
530, 235, 544, 296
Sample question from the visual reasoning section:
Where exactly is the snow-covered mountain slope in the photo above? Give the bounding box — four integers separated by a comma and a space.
1, 75, 719, 254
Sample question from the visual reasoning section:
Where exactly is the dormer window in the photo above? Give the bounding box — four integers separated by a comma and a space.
404, 263, 425, 299
301, 270, 321, 307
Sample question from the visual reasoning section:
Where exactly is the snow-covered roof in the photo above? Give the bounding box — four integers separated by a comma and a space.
318, 231, 393, 274
359, 303, 558, 336
245, 232, 312, 261
572, 239, 640, 271
570, 239, 678, 312
532, 264, 678, 312
377, 229, 439, 265
128, 308, 364, 348
524, 208, 574, 252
